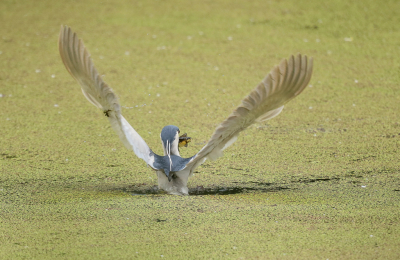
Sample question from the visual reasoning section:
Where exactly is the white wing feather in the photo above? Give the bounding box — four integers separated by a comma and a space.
58, 25, 155, 167
185, 54, 313, 173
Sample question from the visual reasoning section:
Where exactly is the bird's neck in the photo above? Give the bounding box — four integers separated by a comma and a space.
163, 142, 180, 157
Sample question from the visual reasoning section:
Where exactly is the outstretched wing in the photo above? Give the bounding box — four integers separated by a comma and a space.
58, 25, 158, 169
185, 54, 313, 173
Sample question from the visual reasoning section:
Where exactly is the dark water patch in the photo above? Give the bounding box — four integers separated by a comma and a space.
1, 153, 17, 159
348, 168, 398, 176
345, 171, 363, 178
293, 177, 340, 184
305, 25, 319, 30
380, 134, 399, 138
192, 187, 255, 195
189, 185, 289, 195
156, 218, 168, 222
228, 167, 244, 171
124, 185, 160, 195
247, 181, 273, 186
352, 155, 376, 162
115, 183, 290, 196
106, 164, 122, 167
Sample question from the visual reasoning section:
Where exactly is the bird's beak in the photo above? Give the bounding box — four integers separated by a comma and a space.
178, 133, 191, 147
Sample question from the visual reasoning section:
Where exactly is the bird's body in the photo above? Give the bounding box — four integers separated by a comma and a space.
58, 25, 313, 195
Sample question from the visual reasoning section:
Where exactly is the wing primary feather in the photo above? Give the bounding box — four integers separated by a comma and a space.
288, 54, 302, 95
296, 56, 313, 96
270, 66, 279, 93
277, 59, 288, 89
292, 55, 308, 96
284, 55, 295, 91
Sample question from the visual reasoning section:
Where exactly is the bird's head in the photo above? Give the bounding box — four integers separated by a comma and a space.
160, 125, 180, 156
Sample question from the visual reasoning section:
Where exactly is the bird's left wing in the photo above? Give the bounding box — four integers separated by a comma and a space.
185, 54, 313, 173
58, 25, 158, 168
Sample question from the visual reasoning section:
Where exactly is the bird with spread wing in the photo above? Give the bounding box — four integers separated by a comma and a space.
59, 25, 313, 195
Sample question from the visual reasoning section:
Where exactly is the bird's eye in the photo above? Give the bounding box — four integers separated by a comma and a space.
178, 130, 180, 133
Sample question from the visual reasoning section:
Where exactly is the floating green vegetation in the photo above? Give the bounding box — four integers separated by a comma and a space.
1, 0, 399, 259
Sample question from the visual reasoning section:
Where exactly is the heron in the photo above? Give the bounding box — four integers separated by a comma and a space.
58, 25, 313, 195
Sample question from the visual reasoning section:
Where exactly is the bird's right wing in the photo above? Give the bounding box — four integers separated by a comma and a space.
185, 54, 313, 173
58, 25, 158, 168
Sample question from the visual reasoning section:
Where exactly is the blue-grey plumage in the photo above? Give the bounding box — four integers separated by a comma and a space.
151, 152, 195, 181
